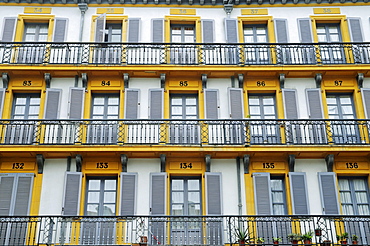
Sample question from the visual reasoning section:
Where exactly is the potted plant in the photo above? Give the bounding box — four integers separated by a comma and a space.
235, 228, 250, 245
315, 228, 322, 236
337, 233, 349, 245
322, 240, 332, 246
288, 233, 302, 245
273, 238, 282, 245
351, 235, 358, 245
256, 237, 265, 245
302, 231, 313, 244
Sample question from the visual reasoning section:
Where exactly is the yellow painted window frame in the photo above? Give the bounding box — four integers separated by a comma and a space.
14, 14, 55, 42
164, 16, 201, 43
90, 15, 128, 42
310, 15, 350, 42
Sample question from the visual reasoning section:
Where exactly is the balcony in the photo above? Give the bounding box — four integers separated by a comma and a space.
0, 42, 370, 66
0, 215, 369, 245
0, 119, 369, 146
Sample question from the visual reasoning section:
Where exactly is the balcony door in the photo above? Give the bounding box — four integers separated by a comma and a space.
87, 94, 119, 144
327, 94, 360, 144
170, 94, 199, 144
170, 24, 197, 64
17, 23, 48, 63
248, 95, 279, 144
5, 94, 40, 144
317, 24, 345, 64
171, 177, 202, 245
82, 177, 117, 245
243, 24, 270, 64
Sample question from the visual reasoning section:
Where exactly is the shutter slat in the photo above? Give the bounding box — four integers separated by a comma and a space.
361, 89, 370, 118
149, 89, 164, 119
282, 89, 298, 119
120, 173, 137, 215
228, 88, 243, 119
225, 19, 238, 43
306, 88, 324, 119
0, 175, 15, 215
150, 173, 166, 215
298, 18, 313, 43
128, 18, 140, 43
152, 19, 164, 43
95, 14, 106, 42
204, 89, 219, 119
1, 17, 17, 42
348, 18, 363, 42
14, 175, 33, 216
63, 172, 82, 216
289, 172, 309, 215
125, 89, 140, 119
205, 172, 222, 215
274, 19, 288, 43
53, 18, 68, 42
68, 87, 85, 119
202, 20, 214, 43
318, 172, 340, 215
253, 172, 272, 215
44, 89, 62, 119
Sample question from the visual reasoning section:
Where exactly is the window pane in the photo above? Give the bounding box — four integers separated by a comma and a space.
188, 180, 199, 190
172, 180, 184, 190
86, 204, 99, 215
105, 179, 116, 190
14, 106, 25, 115
89, 180, 100, 190
93, 106, 104, 115
188, 192, 200, 203
172, 204, 183, 215
88, 192, 100, 203
104, 192, 116, 203
103, 204, 115, 215
172, 192, 184, 203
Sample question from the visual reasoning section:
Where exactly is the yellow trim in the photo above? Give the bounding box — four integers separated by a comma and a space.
237, 16, 275, 43
309, 15, 351, 43
241, 9, 268, 15
170, 8, 196, 15
164, 16, 201, 42
97, 8, 124, 14
90, 15, 128, 42
24, 7, 52, 14
15, 14, 55, 42
313, 8, 341, 14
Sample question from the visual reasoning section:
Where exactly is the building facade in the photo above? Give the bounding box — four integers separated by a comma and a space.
0, 0, 370, 245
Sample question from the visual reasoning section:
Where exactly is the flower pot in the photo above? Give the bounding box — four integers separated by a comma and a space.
274, 241, 280, 245
341, 241, 347, 245
322, 240, 332, 246
315, 229, 322, 236
239, 240, 246, 246
291, 240, 299, 245
304, 239, 312, 245
352, 241, 358, 245
140, 236, 148, 243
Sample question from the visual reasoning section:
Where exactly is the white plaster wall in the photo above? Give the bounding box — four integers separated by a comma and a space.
211, 159, 243, 215
127, 158, 161, 215
294, 159, 327, 215
130, 78, 161, 119
50, 78, 76, 119
39, 159, 69, 215
285, 78, 316, 119
207, 78, 232, 119
363, 78, 370, 88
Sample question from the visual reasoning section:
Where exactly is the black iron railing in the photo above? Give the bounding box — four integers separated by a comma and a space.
0, 215, 369, 245
0, 119, 369, 146
0, 42, 370, 65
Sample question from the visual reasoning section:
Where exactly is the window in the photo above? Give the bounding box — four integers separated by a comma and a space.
248, 95, 279, 144
104, 23, 122, 42
12, 94, 40, 119
338, 177, 370, 215
170, 94, 198, 119
316, 23, 344, 64
243, 24, 270, 64
170, 24, 197, 64
23, 23, 48, 42
326, 94, 359, 143
271, 177, 287, 215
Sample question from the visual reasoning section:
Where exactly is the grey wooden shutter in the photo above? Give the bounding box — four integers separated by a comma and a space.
120, 173, 137, 215
62, 172, 82, 216
298, 18, 313, 43
289, 172, 309, 215
1, 17, 17, 42
53, 18, 68, 42
228, 88, 244, 119
318, 172, 340, 215
152, 19, 164, 43
95, 13, 106, 42
205, 172, 222, 215
361, 88, 370, 118
44, 89, 62, 119
14, 174, 34, 216
149, 89, 164, 119
348, 18, 363, 42
253, 172, 272, 215
306, 88, 324, 119
0, 174, 15, 215
204, 89, 219, 119
68, 87, 85, 119
128, 18, 140, 42
282, 89, 298, 119
225, 18, 238, 43
202, 20, 214, 43
274, 19, 288, 43
150, 173, 166, 215
125, 89, 140, 119
0, 88, 6, 119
